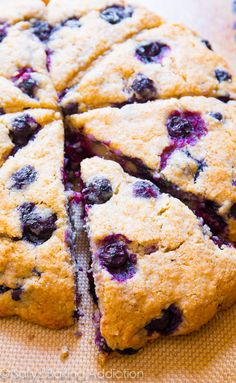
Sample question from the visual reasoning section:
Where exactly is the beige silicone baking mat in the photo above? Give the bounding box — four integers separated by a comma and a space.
0, 1, 236, 382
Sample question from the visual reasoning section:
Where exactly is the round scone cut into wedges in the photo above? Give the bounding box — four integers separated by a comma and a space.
0, 22, 57, 112
68, 97, 236, 243
0, 110, 78, 328
80, 157, 236, 352
45, 0, 162, 92
61, 24, 236, 113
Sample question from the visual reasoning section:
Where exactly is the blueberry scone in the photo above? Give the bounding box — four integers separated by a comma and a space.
0, 110, 77, 328
0, 22, 57, 112
80, 157, 236, 352
61, 24, 236, 113
68, 97, 236, 243
45, 0, 162, 93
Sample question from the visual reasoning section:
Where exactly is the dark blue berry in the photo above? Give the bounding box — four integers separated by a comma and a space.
166, 111, 206, 144
11, 114, 40, 147
202, 39, 213, 50
0, 285, 11, 294
145, 304, 182, 336
61, 17, 81, 28
167, 115, 193, 138
210, 112, 223, 121
31, 20, 53, 42
10, 165, 37, 190
133, 180, 160, 199
12, 67, 38, 98
215, 69, 232, 83
83, 177, 113, 205
19, 202, 57, 245
100, 5, 133, 25
11, 287, 23, 301
131, 73, 157, 102
0, 22, 8, 43
135, 41, 170, 64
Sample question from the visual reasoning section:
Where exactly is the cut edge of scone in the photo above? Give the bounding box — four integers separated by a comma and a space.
0, 109, 80, 329
80, 156, 236, 353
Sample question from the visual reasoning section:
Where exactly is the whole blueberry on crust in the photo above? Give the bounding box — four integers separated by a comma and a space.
131, 73, 157, 102
12, 67, 38, 98
100, 5, 133, 24
215, 69, 232, 83
31, 19, 53, 42
145, 304, 182, 336
11, 113, 40, 148
10, 165, 37, 190
135, 41, 170, 64
133, 180, 160, 199
209, 112, 223, 121
83, 177, 113, 205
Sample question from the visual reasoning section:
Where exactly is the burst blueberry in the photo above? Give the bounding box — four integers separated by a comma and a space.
145, 304, 182, 336
133, 180, 160, 199
135, 41, 170, 64
19, 202, 57, 245
83, 177, 113, 205
215, 69, 232, 83
12, 67, 38, 98
31, 19, 53, 42
11, 113, 40, 147
100, 5, 133, 24
131, 73, 157, 102
11, 165, 37, 190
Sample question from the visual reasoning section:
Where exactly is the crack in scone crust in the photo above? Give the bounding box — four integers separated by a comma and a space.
0, 0, 236, 352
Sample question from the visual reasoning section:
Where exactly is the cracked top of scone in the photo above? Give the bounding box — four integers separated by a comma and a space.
0, 0, 45, 24
61, 24, 236, 113
80, 157, 236, 351
68, 97, 236, 241
0, 23, 57, 111
0, 110, 75, 328
45, 0, 162, 92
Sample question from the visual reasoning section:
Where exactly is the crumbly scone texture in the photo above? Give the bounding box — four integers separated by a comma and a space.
0, 22, 57, 112
0, 110, 75, 328
46, 0, 162, 91
61, 24, 236, 112
0, 0, 45, 24
68, 97, 236, 241
81, 157, 236, 351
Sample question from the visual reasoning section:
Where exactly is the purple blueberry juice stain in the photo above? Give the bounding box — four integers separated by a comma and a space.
135, 41, 170, 64
31, 19, 53, 42
131, 73, 157, 102
100, 5, 133, 24
10, 165, 37, 190
145, 304, 182, 336
97, 234, 137, 282
133, 180, 160, 199
83, 177, 113, 205
0, 22, 8, 43
160, 111, 207, 170
18, 202, 57, 245
12, 67, 38, 98
10, 113, 40, 150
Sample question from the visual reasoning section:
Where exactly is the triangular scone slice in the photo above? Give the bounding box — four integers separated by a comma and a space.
80, 157, 236, 353
0, 0, 45, 25
45, 0, 162, 92
68, 97, 236, 242
0, 23, 57, 112
0, 111, 77, 328
61, 24, 236, 113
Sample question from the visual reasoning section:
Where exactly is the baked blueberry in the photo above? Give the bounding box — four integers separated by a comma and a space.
11, 113, 40, 147
83, 177, 113, 205
210, 112, 223, 121
11, 287, 23, 301
133, 180, 160, 198
19, 202, 57, 245
167, 114, 193, 139
61, 17, 81, 28
131, 73, 157, 102
135, 41, 170, 64
31, 19, 53, 42
202, 39, 213, 50
12, 67, 38, 98
10, 165, 37, 190
0, 22, 8, 43
145, 304, 182, 336
100, 5, 133, 24
0, 285, 11, 294
215, 69, 232, 83
97, 235, 137, 281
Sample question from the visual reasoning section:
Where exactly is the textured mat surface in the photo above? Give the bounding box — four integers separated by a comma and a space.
0, 0, 235, 382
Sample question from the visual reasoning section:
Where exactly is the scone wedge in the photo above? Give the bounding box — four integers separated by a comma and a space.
80, 157, 236, 353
